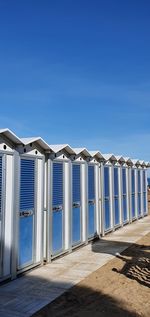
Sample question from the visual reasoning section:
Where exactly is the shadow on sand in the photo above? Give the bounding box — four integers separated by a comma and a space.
91, 236, 150, 288
112, 243, 150, 288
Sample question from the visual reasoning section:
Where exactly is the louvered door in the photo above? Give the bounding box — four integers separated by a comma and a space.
0, 157, 2, 215
143, 170, 147, 215
122, 168, 128, 222
138, 170, 142, 216
114, 168, 120, 225
18, 158, 35, 268
72, 164, 81, 245
104, 167, 111, 230
88, 165, 96, 237
131, 169, 136, 219
52, 162, 63, 254
0, 156, 3, 276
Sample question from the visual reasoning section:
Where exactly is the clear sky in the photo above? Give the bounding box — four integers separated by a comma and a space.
0, 0, 150, 161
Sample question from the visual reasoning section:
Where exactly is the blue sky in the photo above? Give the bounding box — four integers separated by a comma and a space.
0, 0, 150, 160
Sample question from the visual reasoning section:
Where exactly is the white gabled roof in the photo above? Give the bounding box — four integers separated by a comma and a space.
0, 128, 22, 144
88, 151, 105, 160
139, 160, 146, 167
124, 157, 133, 164
139, 160, 145, 166
20, 137, 52, 151
0, 128, 148, 166
115, 155, 125, 163
49, 144, 75, 155
145, 161, 150, 167
72, 147, 91, 157
139, 160, 144, 165
102, 153, 117, 162
132, 159, 140, 166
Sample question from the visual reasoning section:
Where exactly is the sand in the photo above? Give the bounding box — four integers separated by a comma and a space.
33, 232, 150, 317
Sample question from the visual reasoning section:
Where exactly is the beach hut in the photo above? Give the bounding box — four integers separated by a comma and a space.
139, 161, 148, 217
145, 162, 150, 215
12, 136, 50, 277
128, 158, 138, 221
102, 154, 117, 234
0, 129, 21, 281
88, 151, 105, 239
46, 144, 75, 260
121, 157, 132, 223
1, 126, 149, 283
114, 156, 126, 228
133, 159, 143, 219
71, 148, 92, 245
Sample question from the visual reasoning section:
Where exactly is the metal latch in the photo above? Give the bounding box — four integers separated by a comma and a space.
88, 200, 95, 205
114, 195, 118, 199
73, 202, 80, 208
20, 210, 33, 217
53, 206, 63, 212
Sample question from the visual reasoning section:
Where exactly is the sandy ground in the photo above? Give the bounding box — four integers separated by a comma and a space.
33, 232, 150, 317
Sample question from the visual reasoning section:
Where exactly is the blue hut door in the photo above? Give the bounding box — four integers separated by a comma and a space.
138, 170, 142, 216
0, 156, 3, 276
122, 168, 128, 222
88, 165, 96, 237
131, 169, 136, 219
18, 159, 35, 268
52, 162, 63, 254
72, 164, 81, 245
114, 168, 120, 226
143, 170, 147, 215
104, 167, 111, 230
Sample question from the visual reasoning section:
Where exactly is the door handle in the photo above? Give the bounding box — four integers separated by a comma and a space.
88, 200, 95, 205
73, 202, 80, 208
53, 206, 63, 212
20, 210, 33, 217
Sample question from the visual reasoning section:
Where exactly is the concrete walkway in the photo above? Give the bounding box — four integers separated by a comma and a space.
0, 216, 150, 317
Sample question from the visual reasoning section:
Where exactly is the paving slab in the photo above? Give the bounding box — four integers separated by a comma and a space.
0, 215, 149, 317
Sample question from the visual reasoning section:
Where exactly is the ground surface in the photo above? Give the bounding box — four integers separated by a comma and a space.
0, 215, 149, 317
33, 233, 150, 317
